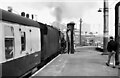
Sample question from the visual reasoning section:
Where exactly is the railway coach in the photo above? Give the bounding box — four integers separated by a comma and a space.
0, 9, 41, 77
0, 9, 62, 77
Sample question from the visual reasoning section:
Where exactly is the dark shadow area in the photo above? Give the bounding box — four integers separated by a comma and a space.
95, 47, 103, 52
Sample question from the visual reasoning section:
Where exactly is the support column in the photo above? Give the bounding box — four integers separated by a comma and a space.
79, 18, 82, 46
102, 0, 109, 55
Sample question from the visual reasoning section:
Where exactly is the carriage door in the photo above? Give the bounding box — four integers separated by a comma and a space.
20, 26, 31, 68
29, 27, 41, 66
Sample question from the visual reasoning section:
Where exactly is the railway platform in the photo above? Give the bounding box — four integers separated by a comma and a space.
31, 46, 119, 77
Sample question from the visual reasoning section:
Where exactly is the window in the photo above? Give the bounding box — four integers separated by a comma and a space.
5, 38, 14, 59
21, 32, 26, 51
4, 26, 14, 59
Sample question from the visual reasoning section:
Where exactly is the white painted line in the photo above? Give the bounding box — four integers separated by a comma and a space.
31, 54, 61, 77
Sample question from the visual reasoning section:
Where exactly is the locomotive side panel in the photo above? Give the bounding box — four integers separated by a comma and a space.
42, 26, 60, 60
48, 27, 60, 55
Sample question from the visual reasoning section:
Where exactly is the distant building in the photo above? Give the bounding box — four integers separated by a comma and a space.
81, 23, 91, 35
80, 23, 101, 35
74, 28, 103, 46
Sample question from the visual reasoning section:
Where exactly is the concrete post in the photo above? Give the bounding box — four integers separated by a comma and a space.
79, 18, 82, 46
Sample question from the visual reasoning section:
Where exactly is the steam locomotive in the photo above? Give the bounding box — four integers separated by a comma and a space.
0, 9, 63, 77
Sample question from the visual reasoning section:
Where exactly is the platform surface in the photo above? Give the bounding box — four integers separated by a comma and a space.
32, 46, 119, 77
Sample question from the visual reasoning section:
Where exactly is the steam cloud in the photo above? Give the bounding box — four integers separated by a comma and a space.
47, 1, 99, 21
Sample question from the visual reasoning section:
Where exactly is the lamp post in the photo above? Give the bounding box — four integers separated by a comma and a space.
98, 0, 109, 55
79, 18, 82, 46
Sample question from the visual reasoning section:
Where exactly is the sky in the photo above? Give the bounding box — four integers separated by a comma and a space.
0, 0, 119, 36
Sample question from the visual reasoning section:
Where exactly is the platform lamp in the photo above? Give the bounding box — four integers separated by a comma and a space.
67, 22, 75, 54
98, 0, 109, 55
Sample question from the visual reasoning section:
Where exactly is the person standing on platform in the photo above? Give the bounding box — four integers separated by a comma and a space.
61, 35, 66, 54
66, 30, 70, 54
106, 36, 117, 67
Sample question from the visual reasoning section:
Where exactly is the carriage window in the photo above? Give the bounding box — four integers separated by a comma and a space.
21, 32, 26, 51
4, 26, 14, 59
5, 38, 14, 59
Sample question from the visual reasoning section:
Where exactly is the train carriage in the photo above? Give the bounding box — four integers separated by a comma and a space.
0, 9, 62, 77
0, 9, 41, 77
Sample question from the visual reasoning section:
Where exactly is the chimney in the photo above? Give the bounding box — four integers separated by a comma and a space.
8, 6, 13, 12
